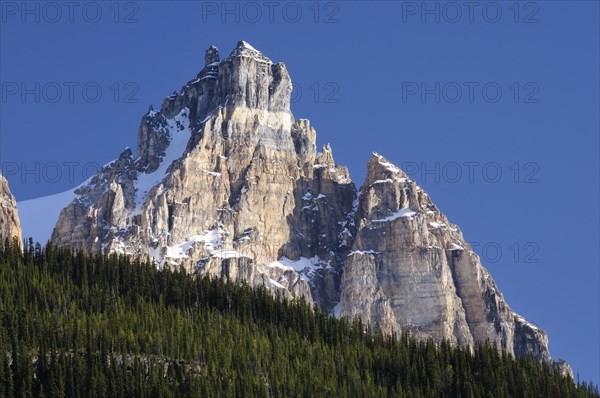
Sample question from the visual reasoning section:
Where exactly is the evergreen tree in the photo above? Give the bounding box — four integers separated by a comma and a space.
0, 239, 597, 398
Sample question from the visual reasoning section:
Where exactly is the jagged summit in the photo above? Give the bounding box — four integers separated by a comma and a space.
228, 40, 271, 62
366, 152, 413, 186
45, 41, 568, 375
204, 45, 219, 66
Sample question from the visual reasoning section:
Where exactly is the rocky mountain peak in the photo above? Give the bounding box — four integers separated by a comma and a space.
357, 153, 436, 225
315, 144, 335, 168
204, 45, 220, 66
0, 173, 22, 245
48, 41, 568, 373
228, 40, 271, 63
366, 152, 411, 183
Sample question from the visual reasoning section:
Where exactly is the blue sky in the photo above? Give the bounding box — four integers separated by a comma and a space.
1, 0, 598, 385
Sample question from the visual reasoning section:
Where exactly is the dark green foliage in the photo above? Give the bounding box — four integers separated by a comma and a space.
0, 239, 597, 397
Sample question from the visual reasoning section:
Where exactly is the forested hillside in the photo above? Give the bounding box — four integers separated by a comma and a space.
1, 239, 597, 397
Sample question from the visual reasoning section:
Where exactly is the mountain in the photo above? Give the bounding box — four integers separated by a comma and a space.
0, 173, 22, 244
43, 41, 567, 372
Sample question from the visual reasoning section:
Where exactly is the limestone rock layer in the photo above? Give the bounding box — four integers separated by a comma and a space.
50, 40, 565, 371
0, 173, 22, 244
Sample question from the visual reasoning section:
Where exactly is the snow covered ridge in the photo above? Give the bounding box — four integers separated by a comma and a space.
267, 256, 334, 283
16, 151, 126, 245
17, 190, 76, 246
150, 225, 231, 268
17, 108, 194, 245
447, 242, 465, 251
348, 250, 381, 256
371, 208, 417, 223
133, 108, 192, 215
228, 40, 271, 63
373, 152, 401, 174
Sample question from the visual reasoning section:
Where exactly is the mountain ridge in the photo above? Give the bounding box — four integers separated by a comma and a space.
17, 40, 569, 375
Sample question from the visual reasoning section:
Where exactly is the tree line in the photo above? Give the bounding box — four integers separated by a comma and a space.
0, 238, 598, 397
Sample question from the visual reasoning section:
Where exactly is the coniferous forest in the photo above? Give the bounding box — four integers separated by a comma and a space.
0, 238, 598, 397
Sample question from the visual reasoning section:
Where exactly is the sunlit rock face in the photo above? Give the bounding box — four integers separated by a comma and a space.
0, 173, 22, 244
51, 41, 355, 310
340, 153, 552, 366
50, 41, 567, 373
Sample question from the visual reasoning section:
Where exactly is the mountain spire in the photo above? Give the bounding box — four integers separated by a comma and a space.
44, 41, 565, 373
204, 45, 219, 66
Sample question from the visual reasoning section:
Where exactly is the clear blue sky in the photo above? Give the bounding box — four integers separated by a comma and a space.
1, 0, 598, 385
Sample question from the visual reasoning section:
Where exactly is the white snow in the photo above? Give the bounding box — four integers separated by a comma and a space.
268, 278, 286, 289
230, 41, 269, 62
372, 208, 417, 223
373, 152, 401, 173
348, 250, 381, 256
447, 243, 464, 251
133, 108, 191, 215
238, 40, 258, 52
152, 226, 224, 267
429, 221, 446, 229
17, 154, 119, 244
163, 228, 222, 260
201, 170, 221, 176
351, 194, 360, 213
372, 179, 394, 184
17, 188, 77, 244
332, 303, 342, 318
152, 225, 251, 267
515, 314, 540, 331
212, 250, 243, 259
267, 256, 331, 281
372, 177, 406, 185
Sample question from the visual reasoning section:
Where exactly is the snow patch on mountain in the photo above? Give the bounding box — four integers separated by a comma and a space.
133, 108, 192, 215
18, 190, 76, 244
267, 256, 332, 282
372, 208, 417, 223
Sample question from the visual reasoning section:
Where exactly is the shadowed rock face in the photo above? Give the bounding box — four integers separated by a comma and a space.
0, 173, 22, 244
49, 40, 569, 374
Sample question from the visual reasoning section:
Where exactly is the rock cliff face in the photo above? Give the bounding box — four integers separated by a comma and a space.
340, 154, 551, 363
52, 41, 354, 309
0, 173, 22, 244
50, 40, 566, 370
